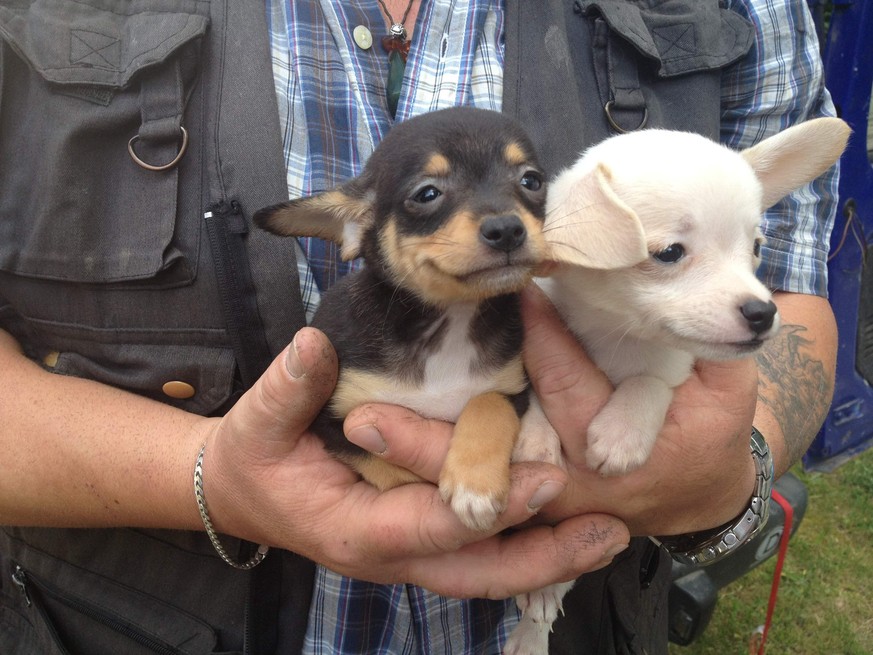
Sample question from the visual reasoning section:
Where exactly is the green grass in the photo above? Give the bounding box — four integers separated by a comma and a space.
670, 446, 873, 655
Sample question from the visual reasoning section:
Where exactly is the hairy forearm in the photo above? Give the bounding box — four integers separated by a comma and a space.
0, 329, 207, 528
754, 292, 837, 476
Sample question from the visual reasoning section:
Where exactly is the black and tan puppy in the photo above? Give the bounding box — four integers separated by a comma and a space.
254, 107, 548, 530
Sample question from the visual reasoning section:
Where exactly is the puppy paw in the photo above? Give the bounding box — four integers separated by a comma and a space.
505, 581, 574, 653
503, 619, 550, 655
512, 432, 563, 467
516, 581, 572, 623
584, 376, 671, 475
585, 412, 655, 476
513, 399, 563, 466
438, 478, 507, 531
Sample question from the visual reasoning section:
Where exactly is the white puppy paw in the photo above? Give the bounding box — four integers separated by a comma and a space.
439, 480, 506, 532
505, 582, 575, 654
513, 396, 563, 466
503, 618, 550, 655
516, 582, 571, 622
585, 411, 655, 476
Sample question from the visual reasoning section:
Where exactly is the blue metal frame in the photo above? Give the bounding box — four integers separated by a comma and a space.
805, 0, 873, 470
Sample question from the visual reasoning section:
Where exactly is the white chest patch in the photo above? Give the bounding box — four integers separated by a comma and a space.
330, 304, 525, 421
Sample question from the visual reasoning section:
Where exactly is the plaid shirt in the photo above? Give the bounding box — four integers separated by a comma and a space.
265, 0, 838, 653
267, 0, 504, 322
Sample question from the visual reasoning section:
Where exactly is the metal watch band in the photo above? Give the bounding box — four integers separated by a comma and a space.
653, 427, 774, 566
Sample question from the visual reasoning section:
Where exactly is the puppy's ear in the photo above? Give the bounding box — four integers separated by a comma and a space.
252, 181, 374, 261
544, 162, 648, 269
741, 117, 850, 211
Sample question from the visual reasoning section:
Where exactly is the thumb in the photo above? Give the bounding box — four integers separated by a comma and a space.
225, 327, 338, 454
198, 328, 337, 540
521, 286, 611, 459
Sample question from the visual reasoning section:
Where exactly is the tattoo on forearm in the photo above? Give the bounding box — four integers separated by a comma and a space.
756, 324, 832, 465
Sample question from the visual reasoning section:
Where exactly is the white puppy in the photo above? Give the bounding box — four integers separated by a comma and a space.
506, 117, 850, 655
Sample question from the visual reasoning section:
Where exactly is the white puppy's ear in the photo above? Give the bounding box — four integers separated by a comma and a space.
544, 162, 648, 269
253, 182, 374, 261
741, 117, 850, 211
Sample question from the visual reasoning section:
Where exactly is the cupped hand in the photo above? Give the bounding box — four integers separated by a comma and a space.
519, 285, 758, 537
197, 327, 629, 599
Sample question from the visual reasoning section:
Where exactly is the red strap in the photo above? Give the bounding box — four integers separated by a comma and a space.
755, 489, 794, 655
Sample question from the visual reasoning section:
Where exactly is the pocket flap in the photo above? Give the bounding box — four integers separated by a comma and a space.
0, 1, 208, 88
579, 0, 754, 77
48, 342, 237, 416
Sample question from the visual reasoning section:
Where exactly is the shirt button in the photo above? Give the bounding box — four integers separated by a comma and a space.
353, 25, 373, 50
162, 381, 196, 399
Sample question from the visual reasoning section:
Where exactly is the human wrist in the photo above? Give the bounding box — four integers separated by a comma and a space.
194, 439, 270, 569
653, 427, 773, 565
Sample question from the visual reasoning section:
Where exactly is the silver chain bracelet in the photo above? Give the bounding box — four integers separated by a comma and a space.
194, 443, 269, 570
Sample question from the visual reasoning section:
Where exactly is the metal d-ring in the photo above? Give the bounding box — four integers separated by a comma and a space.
604, 101, 648, 134
128, 126, 189, 171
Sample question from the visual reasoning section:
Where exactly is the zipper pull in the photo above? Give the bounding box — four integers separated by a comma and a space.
11, 565, 32, 608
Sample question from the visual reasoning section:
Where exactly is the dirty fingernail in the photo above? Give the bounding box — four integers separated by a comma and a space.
527, 480, 566, 512
603, 542, 629, 561
346, 424, 388, 455
285, 335, 305, 378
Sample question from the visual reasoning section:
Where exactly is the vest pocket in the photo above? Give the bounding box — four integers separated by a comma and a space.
8, 563, 222, 655
577, 0, 754, 77
0, 1, 209, 284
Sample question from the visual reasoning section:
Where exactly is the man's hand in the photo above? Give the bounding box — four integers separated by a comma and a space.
204, 327, 630, 599
519, 285, 758, 536
343, 286, 760, 539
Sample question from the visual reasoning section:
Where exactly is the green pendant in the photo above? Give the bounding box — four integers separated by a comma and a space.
386, 49, 406, 117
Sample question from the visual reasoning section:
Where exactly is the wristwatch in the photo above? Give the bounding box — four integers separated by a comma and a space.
652, 427, 774, 566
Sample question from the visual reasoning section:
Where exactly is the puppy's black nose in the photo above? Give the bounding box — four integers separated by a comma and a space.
480, 215, 526, 253
741, 300, 777, 335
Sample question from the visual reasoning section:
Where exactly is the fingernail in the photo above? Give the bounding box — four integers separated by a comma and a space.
603, 542, 629, 561
346, 424, 388, 456
527, 480, 566, 512
285, 335, 305, 378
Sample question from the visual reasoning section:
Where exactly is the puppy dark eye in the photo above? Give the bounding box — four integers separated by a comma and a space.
753, 240, 762, 257
652, 244, 685, 264
520, 171, 543, 191
413, 185, 442, 203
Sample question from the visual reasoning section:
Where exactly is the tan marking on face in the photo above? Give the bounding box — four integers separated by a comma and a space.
503, 142, 529, 167
423, 152, 452, 178
439, 391, 521, 521
381, 211, 548, 304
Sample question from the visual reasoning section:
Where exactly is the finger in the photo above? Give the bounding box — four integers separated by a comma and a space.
201, 328, 339, 535
343, 403, 453, 483
224, 327, 338, 455
521, 286, 611, 462
343, 462, 569, 565
692, 357, 758, 395
672, 358, 757, 439
406, 513, 630, 599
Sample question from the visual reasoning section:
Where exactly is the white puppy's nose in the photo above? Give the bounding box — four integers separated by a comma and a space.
741, 300, 777, 335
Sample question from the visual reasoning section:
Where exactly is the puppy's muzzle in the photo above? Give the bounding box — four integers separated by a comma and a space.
480, 215, 526, 253
741, 299, 778, 335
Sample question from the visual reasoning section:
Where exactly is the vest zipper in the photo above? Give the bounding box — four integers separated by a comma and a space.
11, 565, 71, 655
10, 563, 182, 655
11, 565, 32, 607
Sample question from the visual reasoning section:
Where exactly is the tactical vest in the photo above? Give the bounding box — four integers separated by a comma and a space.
0, 1, 752, 653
